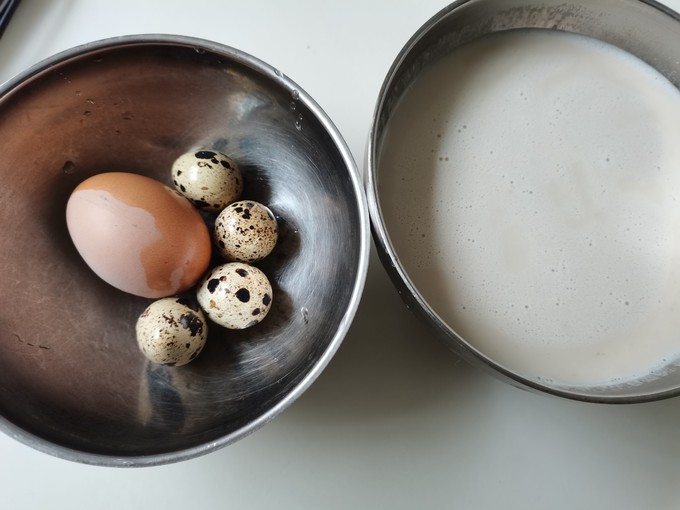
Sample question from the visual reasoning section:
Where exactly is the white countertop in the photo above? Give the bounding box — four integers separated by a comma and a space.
3, 1, 680, 508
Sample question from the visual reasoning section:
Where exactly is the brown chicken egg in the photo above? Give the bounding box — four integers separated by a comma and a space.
66, 172, 212, 298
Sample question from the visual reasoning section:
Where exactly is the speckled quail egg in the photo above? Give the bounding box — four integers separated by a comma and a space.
196, 262, 273, 329
214, 200, 278, 262
172, 149, 243, 212
136, 297, 208, 366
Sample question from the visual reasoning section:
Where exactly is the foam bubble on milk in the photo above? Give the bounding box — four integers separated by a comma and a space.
379, 29, 680, 388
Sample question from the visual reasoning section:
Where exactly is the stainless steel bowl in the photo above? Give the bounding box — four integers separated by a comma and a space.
0, 35, 369, 465
367, 0, 680, 403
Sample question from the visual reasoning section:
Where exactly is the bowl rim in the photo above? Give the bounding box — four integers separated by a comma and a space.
0, 33, 371, 466
365, 0, 680, 405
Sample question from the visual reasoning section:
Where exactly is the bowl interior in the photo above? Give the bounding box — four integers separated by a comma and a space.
0, 36, 366, 463
369, 0, 680, 402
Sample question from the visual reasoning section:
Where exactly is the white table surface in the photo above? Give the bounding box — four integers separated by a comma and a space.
3, 1, 680, 508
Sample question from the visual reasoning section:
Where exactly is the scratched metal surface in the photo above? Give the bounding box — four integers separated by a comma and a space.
0, 35, 369, 466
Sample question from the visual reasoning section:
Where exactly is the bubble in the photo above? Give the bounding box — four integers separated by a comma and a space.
291, 89, 300, 100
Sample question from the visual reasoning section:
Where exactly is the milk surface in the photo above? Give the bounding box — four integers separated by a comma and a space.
379, 29, 680, 387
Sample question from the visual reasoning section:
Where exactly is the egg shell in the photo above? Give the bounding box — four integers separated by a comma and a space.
214, 200, 278, 262
66, 172, 212, 298
172, 149, 243, 212
136, 297, 208, 366
196, 262, 273, 329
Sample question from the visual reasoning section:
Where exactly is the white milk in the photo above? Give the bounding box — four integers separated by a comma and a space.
378, 29, 680, 388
